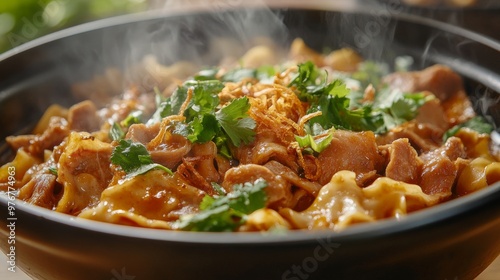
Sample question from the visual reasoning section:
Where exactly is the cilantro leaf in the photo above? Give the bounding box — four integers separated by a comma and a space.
111, 139, 172, 177
174, 179, 267, 232
374, 90, 432, 133
183, 80, 223, 120
443, 116, 494, 141
187, 114, 219, 143
289, 61, 328, 101
215, 97, 256, 147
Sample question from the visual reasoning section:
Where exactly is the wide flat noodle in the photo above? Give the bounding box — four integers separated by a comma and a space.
79, 170, 204, 229
280, 171, 439, 231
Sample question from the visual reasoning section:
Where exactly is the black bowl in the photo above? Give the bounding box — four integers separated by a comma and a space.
1, 3, 500, 280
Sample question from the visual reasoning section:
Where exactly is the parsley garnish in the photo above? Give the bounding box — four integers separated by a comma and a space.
174, 179, 267, 232
110, 139, 172, 178
443, 116, 494, 141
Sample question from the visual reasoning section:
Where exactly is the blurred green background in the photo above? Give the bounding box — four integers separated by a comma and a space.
0, 0, 150, 54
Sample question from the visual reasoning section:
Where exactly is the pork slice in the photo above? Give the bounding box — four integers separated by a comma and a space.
6, 116, 69, 158
419, 137, 466, 197
415, 96, 450, 133
385, 138, 423, 184
383, 64, 463, 102
68, 100, 102, 132
318, 130, 384, 185
126, 123, 192, 170
264, 161, 322, 196
18, 173, 60, 209
376, 121, 442, 154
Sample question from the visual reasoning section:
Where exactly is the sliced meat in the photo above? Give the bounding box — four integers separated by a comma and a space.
264, 161, 322, 196
18, 173, 61, 209
68, 100, 102, 132
234, 129, 299, 172
419, 137, 466, 197
383, 64, 475, 126
415, 95, 450, 133
383, 64, 463, 102
376, 121, 443, 154
126, 123, 192, 169
384, 138, 423, 184
6, 116, 70, 158
317, 130, 384, 185
441, 90, 476, 127
288, 38, 325, 66
176, 142, 221, 196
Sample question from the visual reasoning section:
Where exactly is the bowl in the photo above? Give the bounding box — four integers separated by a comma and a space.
1, 2, 500, 280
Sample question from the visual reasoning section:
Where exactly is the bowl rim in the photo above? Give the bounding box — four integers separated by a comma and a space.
1, 178, 500, 244
1, 1, 500, 62
1, 2, 500, 245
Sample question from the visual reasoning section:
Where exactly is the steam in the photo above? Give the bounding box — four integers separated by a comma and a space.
120, 0, 288, 92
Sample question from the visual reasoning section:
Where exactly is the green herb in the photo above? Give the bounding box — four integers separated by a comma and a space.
222, 65, 277, 83
120, 110, 143, 127
109, 111, 144, 141
443, 116, 494, 141
289, 61, 328, 101
295, 131, 334, 154
211, 182, 227, 196
215, 97, 256, 147
194, 68, 219, 81
111, 139, 172, 178
222, 68, 257, 82
48, 166, 58, 176
351, 61, 389, 89
174, 179, 267, 232
183, 80, 223, 120
148, 79, 256, 157
186, 114, 219, 143
109, 122, 125, 141
291, 61, 429, 135
373, 90, 432, 134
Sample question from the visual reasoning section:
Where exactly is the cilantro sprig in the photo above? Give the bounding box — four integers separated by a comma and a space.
111, 139, 172, 178
215, 97, 256, 147
174, 179, 267, 232
149, 79, 256, 157
290, 61, 429, 136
